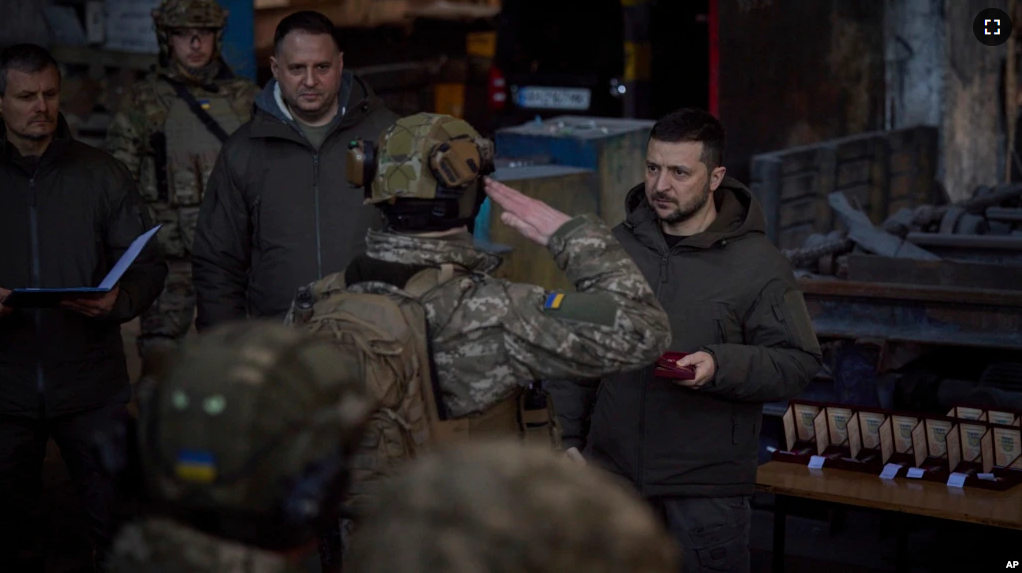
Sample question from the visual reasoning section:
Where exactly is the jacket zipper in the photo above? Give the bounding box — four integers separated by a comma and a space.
28, 176, 47, 416
638, 252, 670, 493
294, 98, 361, 280
313, 153, 323, 279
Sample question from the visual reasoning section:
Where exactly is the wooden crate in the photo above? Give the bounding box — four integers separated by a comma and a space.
485, 164, 599, 291
495, 116, 653, 229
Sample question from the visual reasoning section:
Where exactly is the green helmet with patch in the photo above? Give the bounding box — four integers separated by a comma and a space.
137, 321, 372, 549
347, 113, 496, 232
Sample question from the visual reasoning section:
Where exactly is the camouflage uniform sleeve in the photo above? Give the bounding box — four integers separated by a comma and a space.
496, 214, 671, 380
229, 78, 260, 123
105, 103, 147, 181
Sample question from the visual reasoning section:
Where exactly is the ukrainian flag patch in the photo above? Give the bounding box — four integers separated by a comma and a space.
175, 449, 217, 483
544, 292, 565, 309
199, 99, 211, 110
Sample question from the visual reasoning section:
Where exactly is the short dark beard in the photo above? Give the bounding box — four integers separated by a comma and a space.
650, 178, 711, 225
15, 130, 51, 142
286, 92, 339, 125
172, 57, 221, 85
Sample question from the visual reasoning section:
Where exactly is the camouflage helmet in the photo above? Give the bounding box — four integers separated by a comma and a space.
137, 321, 372, 549
346, 441, 680, 573
152, 0, 228, 29
152, 0, 228, 70
347, 113, 496, 231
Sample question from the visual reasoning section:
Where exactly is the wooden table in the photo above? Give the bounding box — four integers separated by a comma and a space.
756, 461, 1022, 572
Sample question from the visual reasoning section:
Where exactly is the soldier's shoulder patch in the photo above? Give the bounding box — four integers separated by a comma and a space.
543, 292, 565, 309
539, 291, 617, 327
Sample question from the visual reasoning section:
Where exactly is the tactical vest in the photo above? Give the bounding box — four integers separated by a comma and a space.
132, 77, 249, 258
161, 88, 242, 207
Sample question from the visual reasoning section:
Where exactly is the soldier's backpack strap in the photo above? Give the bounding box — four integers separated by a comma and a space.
403, 264, 464, 422
150, 131, 170, 202
162, 75, 231, 142
402, 263, 468, 432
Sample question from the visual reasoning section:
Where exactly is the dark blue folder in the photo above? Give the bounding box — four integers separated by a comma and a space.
2, 225, 162, 309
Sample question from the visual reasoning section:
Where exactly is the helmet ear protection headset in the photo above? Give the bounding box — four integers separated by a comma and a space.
346, 140, 377, 200
346, 135, 496, 200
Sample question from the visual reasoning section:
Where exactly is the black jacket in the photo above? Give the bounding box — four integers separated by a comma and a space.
549, 178, 822, 498
0, 117, 167, 418
192, 73, 398, 330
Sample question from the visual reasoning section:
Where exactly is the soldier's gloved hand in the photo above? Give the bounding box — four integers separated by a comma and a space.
0, 288, 13, 318
484, 177, 571, 247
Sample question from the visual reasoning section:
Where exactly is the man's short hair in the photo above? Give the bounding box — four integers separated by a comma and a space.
273, 11, 341, 55
649, 108, 726, 169
0, 43, 60, 96
346, 441, 680, 573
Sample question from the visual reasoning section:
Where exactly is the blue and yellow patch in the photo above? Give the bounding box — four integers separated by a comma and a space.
175, 449, 217, 483
198, 99, 211, 110
544, 292, 565, 309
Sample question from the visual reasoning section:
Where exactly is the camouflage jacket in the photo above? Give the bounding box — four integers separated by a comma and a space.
294, 214, 672, 418
106, 69, 257, 256
108, 518, 308, 573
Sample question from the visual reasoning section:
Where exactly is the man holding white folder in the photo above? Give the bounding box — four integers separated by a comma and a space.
0, 44, 167, 572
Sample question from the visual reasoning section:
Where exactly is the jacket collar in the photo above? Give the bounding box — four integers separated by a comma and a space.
249, 72, 381, 145
622, 175, 766, 252
365, 228, 503, 274
1, 113, 74, 171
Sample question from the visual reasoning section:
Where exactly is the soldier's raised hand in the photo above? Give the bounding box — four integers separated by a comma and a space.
484, 177, 571, 247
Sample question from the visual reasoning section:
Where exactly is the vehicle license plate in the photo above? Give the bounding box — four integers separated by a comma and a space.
516, 86, 591, 110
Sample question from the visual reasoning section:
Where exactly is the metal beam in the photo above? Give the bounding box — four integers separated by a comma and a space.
904, 232, 1022, 265
906, 233, 1022, 250
986, 207, 1022, 222
845, 254, 1022, 291
800, 278, 1022, 350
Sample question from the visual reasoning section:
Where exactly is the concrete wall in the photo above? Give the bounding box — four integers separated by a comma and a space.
883, 0, 1009, 202
726, 0, 1012, 204
883, 0, 944, 130
718, 0, 886, 185
942, 0, 1009, 201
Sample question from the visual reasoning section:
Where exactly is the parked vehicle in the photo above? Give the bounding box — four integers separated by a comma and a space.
486, 0, 625, 129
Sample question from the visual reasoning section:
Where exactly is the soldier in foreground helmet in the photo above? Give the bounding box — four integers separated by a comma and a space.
346, 440, 681, 573
105, 0, 259, 373
106, 322, 372, 572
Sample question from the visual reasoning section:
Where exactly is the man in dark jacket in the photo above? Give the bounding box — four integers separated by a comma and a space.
0, 44, 167, 571
549, 108, 822, 573
192, 10, 398, 331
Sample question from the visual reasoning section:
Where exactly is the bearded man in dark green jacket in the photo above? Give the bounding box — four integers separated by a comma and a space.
548, 108, 822, 573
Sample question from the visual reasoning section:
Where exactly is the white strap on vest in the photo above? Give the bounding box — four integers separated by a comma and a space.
438, 263, 455, 284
